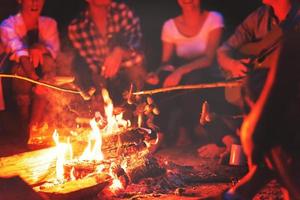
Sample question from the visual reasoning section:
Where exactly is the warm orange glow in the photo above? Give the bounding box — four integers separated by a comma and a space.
51, 88, 137, 182
109, 178, 123, 192
109, 165, 124, 193
138, 114, 142, 128
70, 167, 76, 181
101, 88, 131, 136
52, 130, 69, 182
79, 119, 104, 161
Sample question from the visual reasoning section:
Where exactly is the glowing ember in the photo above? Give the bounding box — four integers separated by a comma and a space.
109, 178, 123, 193
109, 165, 124, 193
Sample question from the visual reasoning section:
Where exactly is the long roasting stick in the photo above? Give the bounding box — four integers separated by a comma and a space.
133, 80, 242, 95
0, 74, 80, 94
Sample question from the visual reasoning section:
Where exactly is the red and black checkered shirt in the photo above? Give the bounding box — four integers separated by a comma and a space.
68, 2, 144, 73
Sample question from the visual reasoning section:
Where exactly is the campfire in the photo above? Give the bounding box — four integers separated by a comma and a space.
0, 87, 243, 200
0, 88, 166, 199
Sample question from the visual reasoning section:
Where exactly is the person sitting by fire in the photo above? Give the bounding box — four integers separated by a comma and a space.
146, 0, 224, 146
202, 0, 300, 166
68, 0, 146, 108
217, 0, 300, 110
0, 0, 60, 145
205, 30, 300, 200
203, 0, 300, 199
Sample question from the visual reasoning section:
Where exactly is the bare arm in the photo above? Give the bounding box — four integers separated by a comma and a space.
217, 46, 249, 78
161, 40, 175, 66
217, 8, 261, 79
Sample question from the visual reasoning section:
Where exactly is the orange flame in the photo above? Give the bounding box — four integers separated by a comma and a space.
52, 88, 135, 181
79, 119, 104, 161
109, 165, 124, 193
52, 130, 69, 182
101, 88, 131, 136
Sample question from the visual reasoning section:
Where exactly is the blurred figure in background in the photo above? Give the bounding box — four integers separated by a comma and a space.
68, 0, 146, 106
0, 0, 60, 145
146, 0, 224, 146
205, 0, 300, 199
208, 30, 300, 200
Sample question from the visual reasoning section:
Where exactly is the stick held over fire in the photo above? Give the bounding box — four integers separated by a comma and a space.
0, 73, 96, 101
133, 80, 242, 95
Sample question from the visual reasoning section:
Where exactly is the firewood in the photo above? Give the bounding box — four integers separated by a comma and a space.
35, 174, 110, 200
126, 157, 165, 183
0, 147, 57, 185
63, 160, 110, 180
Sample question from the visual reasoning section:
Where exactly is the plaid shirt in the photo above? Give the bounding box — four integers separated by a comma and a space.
68, 2, 144, 73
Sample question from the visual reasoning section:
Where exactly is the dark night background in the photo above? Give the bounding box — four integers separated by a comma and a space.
0, 0, 262, 70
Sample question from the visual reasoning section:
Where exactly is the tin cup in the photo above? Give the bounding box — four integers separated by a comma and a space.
229, 144, 245, 166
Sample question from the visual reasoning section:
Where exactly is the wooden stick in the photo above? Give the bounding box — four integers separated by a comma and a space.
0, 74, 80, 94
133, 80, 242, 95
0, 147, 57, 185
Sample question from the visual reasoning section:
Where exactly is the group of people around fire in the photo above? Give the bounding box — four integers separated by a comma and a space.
0, 0, 300, 199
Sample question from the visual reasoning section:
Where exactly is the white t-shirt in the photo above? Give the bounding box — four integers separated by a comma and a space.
161, 11, 224, 60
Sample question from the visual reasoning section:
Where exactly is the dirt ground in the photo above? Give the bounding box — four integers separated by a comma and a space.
0, 138, 284, 200
0, 108, 285, 200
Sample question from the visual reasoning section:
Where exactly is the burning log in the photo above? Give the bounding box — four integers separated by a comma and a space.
126, 157, 165, 183
0, 147, 57, 185
36, 174, 110, 200
63, 160, 110, 180
99, 128, 157, 159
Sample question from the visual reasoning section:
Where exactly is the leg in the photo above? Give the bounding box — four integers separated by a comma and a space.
28, 55, 56, 143
268, 146, 300, 199
30, 55, 56, 126
228, 164, 274, 199
11, 65, 33, 143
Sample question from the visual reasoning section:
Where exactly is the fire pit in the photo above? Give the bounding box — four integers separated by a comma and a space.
0, 88, 166, 199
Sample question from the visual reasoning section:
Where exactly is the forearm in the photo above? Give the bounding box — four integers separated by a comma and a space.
217, 48, 236, 72
177, 56, 212, 75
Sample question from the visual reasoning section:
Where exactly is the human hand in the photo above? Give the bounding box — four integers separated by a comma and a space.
162, 69, 183, 87
101, 47, 123, 79
146, 72, 159, 85
228, 58, 250, 78
29, 46, 45, 68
